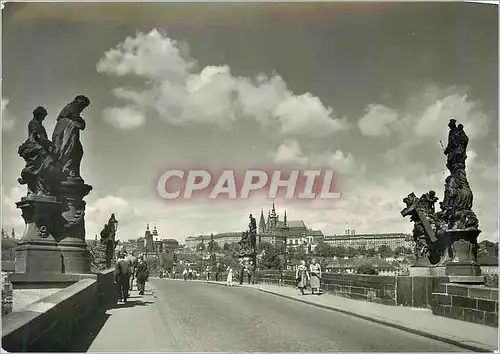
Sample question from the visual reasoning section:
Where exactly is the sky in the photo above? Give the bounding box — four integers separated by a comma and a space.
1, 2, 498, 243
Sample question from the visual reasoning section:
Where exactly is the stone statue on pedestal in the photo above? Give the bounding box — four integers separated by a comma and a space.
100, 214, 119, 269
401, 119, 482, 281
14, 95, 94, 279
52, 95, 90, 183
17, 106, 58, 196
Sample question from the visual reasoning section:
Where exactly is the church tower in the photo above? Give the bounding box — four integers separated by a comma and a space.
259, 209, 266, 234
270, 200, 279, 231
144, 223, 155, 253
284, 210, 287, 226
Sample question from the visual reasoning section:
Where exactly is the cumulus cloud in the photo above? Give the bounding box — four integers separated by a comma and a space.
85, 196, 138, 238
357, 87, 491, 141
1, 186, 26, 233
269, 139, 357, 174
1, 98, 15, 131
97, 29, 349, 138
357, 104, 398, 137
102, 107, 146, 129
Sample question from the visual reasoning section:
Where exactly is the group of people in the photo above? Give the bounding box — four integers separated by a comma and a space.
226, 260, 255, 287
295, 259, 322, 296
182, 268, 197, 280
114, 251, 149, 303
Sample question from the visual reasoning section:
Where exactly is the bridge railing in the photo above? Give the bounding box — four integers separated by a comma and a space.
1, 268, 116, 352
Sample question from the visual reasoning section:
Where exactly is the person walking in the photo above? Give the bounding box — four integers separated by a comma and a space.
114, 252, 131, 303
309, 258, 322, 295
247, 261, 254, 284
226, 266, 234, 286
295, 260, 310, 295
135, 255, 149, 295
239, 261, 245, 285
182, 268, 188, 281
126, 252, 138, 291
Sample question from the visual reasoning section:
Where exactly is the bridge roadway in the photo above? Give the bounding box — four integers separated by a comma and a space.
76, 279, 468, 352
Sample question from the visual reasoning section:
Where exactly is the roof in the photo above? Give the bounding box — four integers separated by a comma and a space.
306, 230, 324, 237
325, 233, 409, 240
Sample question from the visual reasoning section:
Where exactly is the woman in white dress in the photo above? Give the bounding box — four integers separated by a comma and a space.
309, 259, 322, 295
226, 267, 234, 286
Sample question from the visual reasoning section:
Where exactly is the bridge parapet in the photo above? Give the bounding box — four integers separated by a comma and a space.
1, 268, 115, 352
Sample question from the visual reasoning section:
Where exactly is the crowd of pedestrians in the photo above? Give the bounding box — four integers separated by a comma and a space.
114, 250, 149, 304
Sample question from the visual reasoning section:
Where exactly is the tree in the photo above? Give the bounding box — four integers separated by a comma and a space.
314, 241, 333, 257
257, 241, 273, 253
346, 247, 359, 258
292, 245, 307, 260
357, 264, 379, 275
260, 247, 281, 270
332, 246, 347, 258
378, 245, 393, 258
365, 248, 376, 258
160, 252, 174, 271
394, 246, 405, 256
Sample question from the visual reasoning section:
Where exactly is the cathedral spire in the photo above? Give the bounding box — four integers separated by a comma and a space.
259, 209, 266, 234
284, 210, 287, 226
146, 222, 150, 231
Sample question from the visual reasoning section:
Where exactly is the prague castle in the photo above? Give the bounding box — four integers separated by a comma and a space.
185, 201, 324, 250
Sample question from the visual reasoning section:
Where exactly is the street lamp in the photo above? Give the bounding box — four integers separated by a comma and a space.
281, 224, 289, 286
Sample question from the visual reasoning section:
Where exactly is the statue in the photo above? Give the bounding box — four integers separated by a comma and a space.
52, 95, 90, 182
443, 119, 468, 172
401, 120, 481, 277
249, 214, 257, 251
100, 214, 119, 268
17, 106, 58, 196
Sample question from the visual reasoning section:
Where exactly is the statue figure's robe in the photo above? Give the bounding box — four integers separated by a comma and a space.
18, 119, 57, 195
52, 102, 86, 180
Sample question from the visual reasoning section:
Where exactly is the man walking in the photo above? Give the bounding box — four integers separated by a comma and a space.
114, 252, 131, 303
247, 261, 254, 284
126, 252, 138, 291
135, 255, 149, 295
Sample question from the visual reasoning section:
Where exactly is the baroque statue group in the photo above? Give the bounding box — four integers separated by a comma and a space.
15, 95, 94, 276
401, 119, 482, 278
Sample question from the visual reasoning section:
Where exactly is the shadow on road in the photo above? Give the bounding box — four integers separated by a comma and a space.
68, 311, 111, 352
68, 295, 154, 351
111, 299, 154, 308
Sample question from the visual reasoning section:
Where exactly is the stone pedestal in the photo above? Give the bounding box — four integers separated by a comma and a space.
54, 179, 93, 274
444, 229, 482, 278
14, 196, 63, 277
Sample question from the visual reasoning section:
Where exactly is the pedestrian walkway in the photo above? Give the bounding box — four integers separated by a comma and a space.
80, 284, 173, 352
202, 280, 498, 352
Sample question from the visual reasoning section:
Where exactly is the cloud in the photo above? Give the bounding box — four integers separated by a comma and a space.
1, 186, 26, 232
357, 86, 491, 141
357, 104, 398, 137
1, 98, 15, 131
85, 196, 138, 238
97, 29, 350, 138
269, 139, 357, 174
102, 107, 146, 129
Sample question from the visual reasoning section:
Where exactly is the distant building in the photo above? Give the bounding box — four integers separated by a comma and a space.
259, 201, 324, 249
134, 224, 180, 255
324, 233, 413, 250
185, 201, 324, 250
